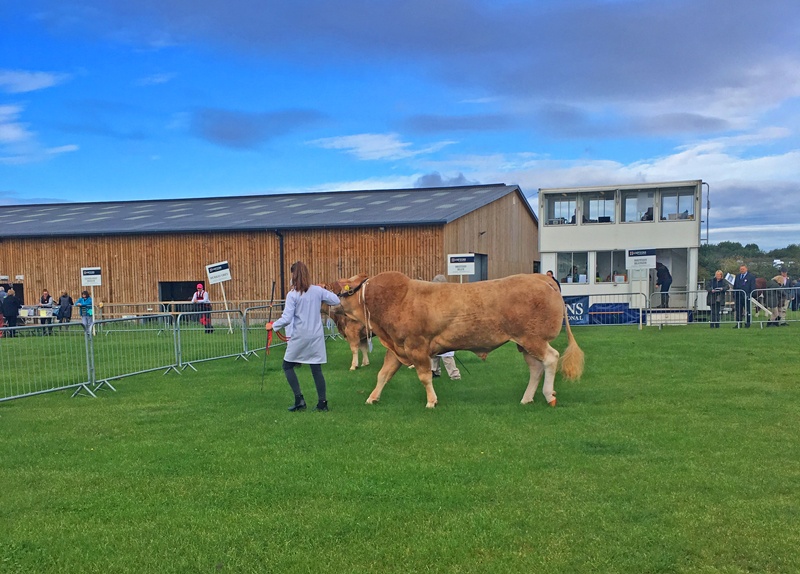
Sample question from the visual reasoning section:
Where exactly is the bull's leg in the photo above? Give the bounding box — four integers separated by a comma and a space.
367, 350, 402, 404
520, 352, 545, 404
360, 341, 370, 367
517, 339, 560, 407
413, 363, 438, 408
539, 345, 560, 406
348, 339, 360, 370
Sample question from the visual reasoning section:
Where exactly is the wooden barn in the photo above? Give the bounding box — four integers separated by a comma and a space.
0, 184, 539, 305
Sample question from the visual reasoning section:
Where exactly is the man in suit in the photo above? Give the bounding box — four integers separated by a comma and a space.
733, 264, 756, 328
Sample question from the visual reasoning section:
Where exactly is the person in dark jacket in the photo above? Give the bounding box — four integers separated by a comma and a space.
707, 270, 728, 328
56, 290, 74, 328
732, 264, 756, 328
655, 262, 672, 308
1, 288, 23, 337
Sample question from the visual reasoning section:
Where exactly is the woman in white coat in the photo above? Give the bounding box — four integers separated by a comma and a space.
266, 261, 341, 412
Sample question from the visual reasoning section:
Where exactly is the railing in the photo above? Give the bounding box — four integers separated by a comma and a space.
564, 292, 648, 329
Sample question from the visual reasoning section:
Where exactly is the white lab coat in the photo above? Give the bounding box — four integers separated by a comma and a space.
272, 285, 340, 364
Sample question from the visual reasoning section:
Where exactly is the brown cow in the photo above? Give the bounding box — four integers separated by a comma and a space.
332, 271, 584, 408
322, 303, 371, 370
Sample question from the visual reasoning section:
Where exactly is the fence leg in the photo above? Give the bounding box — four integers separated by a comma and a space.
71, 383, 97, 398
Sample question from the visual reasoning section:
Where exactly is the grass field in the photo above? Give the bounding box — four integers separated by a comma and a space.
2, 326, 799, 573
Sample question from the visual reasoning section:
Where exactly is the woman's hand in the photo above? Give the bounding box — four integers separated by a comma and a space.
265, 322, 274, 331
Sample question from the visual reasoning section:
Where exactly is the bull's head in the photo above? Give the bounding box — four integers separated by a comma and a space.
332, 274, 369, 298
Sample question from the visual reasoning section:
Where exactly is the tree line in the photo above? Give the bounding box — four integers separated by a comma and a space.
699, 242, 800, 281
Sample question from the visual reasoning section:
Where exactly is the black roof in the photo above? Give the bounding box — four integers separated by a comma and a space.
0, 184, 534, 238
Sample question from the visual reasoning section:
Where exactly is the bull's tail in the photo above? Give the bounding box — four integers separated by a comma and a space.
559, 305, 585, 380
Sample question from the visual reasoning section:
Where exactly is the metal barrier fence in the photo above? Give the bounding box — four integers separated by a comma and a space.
0, 321, 94, 401
91, 315, 180, 390
175, 309, 248, 370
242, 304, 287, 357
645, 288, 799, 328
96, 300, 281, 320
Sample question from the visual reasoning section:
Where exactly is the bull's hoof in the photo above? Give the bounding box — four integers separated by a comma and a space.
365, 397, 379, 405
349, 366, 357, 371
520, 398, 533, 405
426, 402, 437, 409
548, 398, 557, 407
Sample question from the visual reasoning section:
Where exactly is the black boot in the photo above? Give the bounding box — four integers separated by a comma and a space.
288, 395, 306, 412
314, 400, 329, 412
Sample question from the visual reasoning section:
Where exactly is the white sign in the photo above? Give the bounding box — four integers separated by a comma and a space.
447, 253, 475, 276
15, 275, 24, 281
81, 267, 102, 286
206, 261, 232, 284
625, 248, 657, 270
0, 275, 8, 281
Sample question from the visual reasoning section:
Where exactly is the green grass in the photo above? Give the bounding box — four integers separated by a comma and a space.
2, 327, 799, 573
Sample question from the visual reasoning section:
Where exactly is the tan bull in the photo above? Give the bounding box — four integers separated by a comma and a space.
332, 271, 584, 408
322, 303, 371, 370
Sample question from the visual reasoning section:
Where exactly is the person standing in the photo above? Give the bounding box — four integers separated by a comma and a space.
1, 288, 22, 337
655, 262, 672, 308
266, 261, 341, 412
545, 270, 561, 291
732, 264, 756, 328
707, 270, 728, 328
430, 274, 461, 380
191, 283, 213, 333
39, 289, 55, 335
766, 267, 791, 326
57, 290, 74, 328
75, 290, 94, 331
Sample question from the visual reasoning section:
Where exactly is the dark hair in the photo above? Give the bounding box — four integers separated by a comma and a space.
290, 261, 311, 293
81, 290, 89, 297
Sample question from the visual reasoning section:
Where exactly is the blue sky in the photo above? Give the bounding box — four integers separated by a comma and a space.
2, 0, 799, 250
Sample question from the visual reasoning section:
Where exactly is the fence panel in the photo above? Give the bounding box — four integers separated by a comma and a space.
176, 309, 247, 369
242, 303, 287, 356
91, 315, 180, 389
647, 289, 752, 327
0, 321, 92, 401
752, 286, 798, 327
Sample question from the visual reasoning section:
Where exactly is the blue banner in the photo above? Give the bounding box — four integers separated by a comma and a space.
563, 296, 589, 325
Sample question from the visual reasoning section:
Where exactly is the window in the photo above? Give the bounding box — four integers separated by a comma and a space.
557, 252, 589, 284
581, 191, 615, 223
620, 190, 654, 222
596, 251, 627, 283
545, 194, 577, 225
660, 189, 695, 220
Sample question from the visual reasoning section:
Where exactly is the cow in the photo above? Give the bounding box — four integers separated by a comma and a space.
331, 271, 584, 408
322, 303, 371, 370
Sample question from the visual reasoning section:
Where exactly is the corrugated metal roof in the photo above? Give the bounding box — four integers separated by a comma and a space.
0, 184, 534, 238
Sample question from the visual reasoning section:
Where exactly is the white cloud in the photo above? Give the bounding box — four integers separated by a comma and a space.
0, 104, 78, 164
309, 133, 455, 161
0, 69, 70, 93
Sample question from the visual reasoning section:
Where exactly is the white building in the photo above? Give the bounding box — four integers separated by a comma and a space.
538, 180, 704, 310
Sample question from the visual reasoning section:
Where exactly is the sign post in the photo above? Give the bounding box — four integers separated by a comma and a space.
81, 267, 102, 336
206, 261, 233, 333
447, 253, 476, 284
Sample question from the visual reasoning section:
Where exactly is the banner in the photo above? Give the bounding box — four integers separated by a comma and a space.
563, 296, 589, 325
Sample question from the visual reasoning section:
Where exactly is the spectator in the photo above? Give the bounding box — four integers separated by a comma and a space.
57, 290, 74, 327
430, 274, 461, 380
39, 289, 55, 335
546, 270, 561, 291
655, 262, 672, 308
0, 286, 6, 301
707, 270, 728, 328
75, 290, 94, 331
266, 261, 341, 412
732, 264, 756, 328
1, 288, 22, 337
191, 283, 213, 333
766, 267, 791, 327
